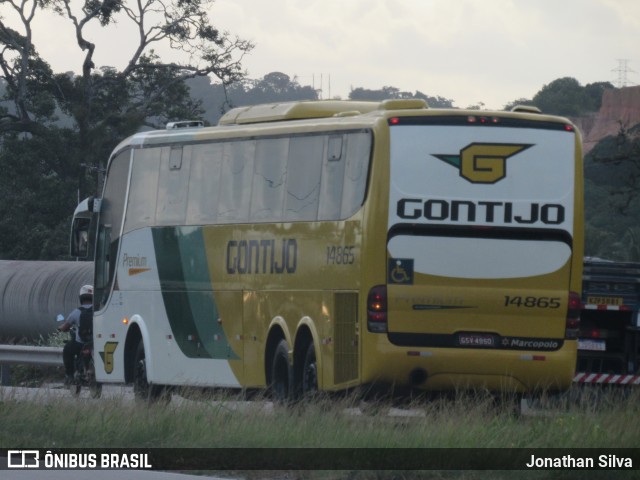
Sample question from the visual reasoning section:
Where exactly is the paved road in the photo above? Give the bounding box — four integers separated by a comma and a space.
0, 383, 134, 402
0, 385, 242, 479
0, 382, 539, 415
1, 465, 227, 480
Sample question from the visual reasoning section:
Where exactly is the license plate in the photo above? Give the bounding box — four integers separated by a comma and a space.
458, 333, 495, 347
587, 296, 623, 306
578, 339, 606, 351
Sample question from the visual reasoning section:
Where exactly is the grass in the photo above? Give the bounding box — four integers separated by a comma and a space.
2, 331, 639, 478
2, 386, 639, 449
0, 387, 638, 479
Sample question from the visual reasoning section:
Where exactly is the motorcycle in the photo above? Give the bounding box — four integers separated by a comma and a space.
56, 314, 102, 398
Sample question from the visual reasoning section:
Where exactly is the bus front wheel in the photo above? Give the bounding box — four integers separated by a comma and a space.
133, 341, 169, 403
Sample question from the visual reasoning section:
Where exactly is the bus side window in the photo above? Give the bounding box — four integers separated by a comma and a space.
328, 135, 343, 161
218, 140, 254, 223
156, 145, 191, 225
318, 135, 347, 220
186, 142, 223, 225
250, 137, 288, 221
285, 135, 323, 221
341, 132, 371, 218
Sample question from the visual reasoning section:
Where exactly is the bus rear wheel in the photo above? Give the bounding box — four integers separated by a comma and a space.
270, 339, 291, 402
301, 342, 318, 397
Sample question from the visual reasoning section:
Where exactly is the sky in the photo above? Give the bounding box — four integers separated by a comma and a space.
5, 0, 640, 109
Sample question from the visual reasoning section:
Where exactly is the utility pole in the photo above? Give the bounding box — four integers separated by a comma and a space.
612, 59, 635, 88
311, 73, 332, 99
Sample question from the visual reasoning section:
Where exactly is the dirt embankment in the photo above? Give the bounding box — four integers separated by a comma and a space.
572, 86, 640, 154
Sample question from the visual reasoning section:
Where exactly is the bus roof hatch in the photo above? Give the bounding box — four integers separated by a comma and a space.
218, 99, 428, 125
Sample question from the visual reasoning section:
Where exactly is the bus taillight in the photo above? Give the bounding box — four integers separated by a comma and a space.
565, 291, 581, 339
367, 285, 388, 333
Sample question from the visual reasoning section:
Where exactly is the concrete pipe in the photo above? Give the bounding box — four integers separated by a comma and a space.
0, 261, 93, 340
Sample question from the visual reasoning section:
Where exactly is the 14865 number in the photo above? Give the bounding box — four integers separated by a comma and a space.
504, 296, 561, 309
326, 245, 355, 265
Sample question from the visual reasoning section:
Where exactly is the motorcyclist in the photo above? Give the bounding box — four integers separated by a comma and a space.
58, 285, 93, 385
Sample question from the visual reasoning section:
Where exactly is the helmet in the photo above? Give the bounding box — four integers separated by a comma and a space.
79, 285, 93, 297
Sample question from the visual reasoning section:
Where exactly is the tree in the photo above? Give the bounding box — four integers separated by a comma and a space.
513, 77, 615, 116
188, 72, 319, 125
588, 122, 640, 214
532, 77, 585, 116
228, 71, 318, 106
583, 81, 613, 112
1, 0, 253, 197
0, 0, 253, 259
0, 129, 79, 259
349, 86, 402, 101
584, 123, 640, 260
413, 91, 455, 109
502, 98, 537, 111
349, 86, 454, 108
0, 12, 57, 133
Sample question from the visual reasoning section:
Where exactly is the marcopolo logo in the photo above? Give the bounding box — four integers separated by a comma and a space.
433, 143, 532, 184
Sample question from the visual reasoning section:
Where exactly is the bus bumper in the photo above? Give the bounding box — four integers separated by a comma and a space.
361, 340, 577, 394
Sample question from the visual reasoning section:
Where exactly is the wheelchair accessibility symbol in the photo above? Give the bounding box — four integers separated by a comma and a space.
388, 258, 414, 285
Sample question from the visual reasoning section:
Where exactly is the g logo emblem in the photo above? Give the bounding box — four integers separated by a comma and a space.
434, 143, 532, 184
99, 341, 118, 374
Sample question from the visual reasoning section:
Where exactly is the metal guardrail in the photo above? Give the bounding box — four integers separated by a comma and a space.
0, 345, 63, 386
0, 345, 63, 365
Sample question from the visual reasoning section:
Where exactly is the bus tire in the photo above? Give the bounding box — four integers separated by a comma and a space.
133, 341, 169, 403
301, 342, 318, 397
270, 339, 291, 403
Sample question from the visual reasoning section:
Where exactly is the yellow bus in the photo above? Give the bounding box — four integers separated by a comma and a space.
70, 99, 583, 400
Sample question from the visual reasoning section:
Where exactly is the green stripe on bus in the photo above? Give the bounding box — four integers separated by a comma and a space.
152, 226, 239, 360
